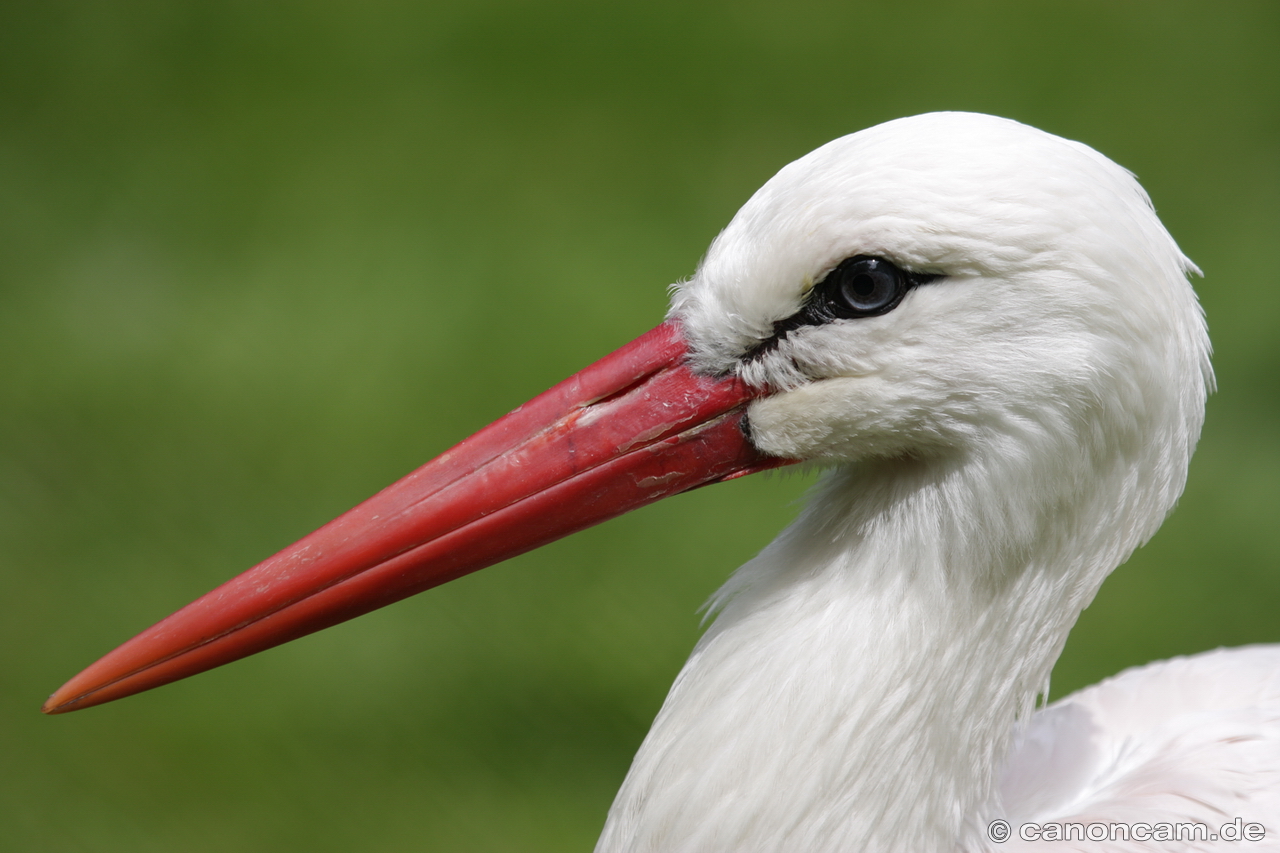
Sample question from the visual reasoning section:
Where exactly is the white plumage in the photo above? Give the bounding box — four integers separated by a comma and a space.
998, 646, 1280, 850
596, 113, 1279, 852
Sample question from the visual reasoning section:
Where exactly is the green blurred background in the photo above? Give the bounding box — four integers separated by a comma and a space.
3, 2, 1277, 850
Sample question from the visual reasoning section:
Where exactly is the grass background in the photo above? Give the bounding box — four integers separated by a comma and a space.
3, 2, 1278, 850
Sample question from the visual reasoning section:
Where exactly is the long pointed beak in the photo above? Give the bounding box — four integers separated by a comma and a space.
44, 320, 790, 714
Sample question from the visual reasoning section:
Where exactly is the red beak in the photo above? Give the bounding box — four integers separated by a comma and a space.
44, 320, 790, 714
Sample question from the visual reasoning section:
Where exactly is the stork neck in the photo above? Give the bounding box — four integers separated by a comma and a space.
598, 452, 1125, 853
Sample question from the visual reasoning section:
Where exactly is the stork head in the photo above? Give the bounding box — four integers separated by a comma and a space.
44, 113, 1211, 714
677, 113, 1210, 475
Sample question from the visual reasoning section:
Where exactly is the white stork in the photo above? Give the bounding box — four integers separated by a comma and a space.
45, 113, 1280, 851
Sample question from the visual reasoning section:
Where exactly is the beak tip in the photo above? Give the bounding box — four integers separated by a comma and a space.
43, 669, 114, 715
41, 693, 72, 715
42, 677, 92, 714
43, 686, 115, 715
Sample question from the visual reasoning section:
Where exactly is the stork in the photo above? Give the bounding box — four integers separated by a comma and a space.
45, 113, 1279, 851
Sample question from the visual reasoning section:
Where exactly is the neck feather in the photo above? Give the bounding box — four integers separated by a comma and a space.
597, 434, 1174, 853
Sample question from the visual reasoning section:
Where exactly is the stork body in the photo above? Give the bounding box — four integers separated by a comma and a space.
46, 114, 1280, 851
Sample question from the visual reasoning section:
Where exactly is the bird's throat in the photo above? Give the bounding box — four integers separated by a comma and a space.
597, 456, 1113, 853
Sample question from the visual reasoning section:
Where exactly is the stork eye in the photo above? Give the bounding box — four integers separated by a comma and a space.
741, 255, 937, 365
822, 257, 906, 317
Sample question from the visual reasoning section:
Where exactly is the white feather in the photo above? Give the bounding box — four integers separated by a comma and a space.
994, 646, 1280, 851
595, 113, 1273, 852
